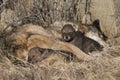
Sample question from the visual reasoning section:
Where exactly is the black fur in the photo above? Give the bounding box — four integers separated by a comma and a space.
61, 24, 103, 54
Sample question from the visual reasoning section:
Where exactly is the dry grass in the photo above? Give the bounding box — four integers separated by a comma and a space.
0, 45, 120, 80
0, 1, 120, 80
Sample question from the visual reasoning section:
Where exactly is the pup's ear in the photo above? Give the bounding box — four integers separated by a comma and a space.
72, 24, 78, 31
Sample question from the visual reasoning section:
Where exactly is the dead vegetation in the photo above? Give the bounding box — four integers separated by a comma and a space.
0, 0, 120, 80
0, 45, 120, 80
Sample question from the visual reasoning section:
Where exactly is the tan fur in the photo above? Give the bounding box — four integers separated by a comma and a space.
85, 31, 109, 48
6, 24, 93, 61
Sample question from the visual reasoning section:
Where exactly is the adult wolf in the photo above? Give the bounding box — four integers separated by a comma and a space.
5, 24, 93, 61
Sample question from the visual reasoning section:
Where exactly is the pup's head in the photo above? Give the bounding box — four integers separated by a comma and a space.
61, 24, 76, 42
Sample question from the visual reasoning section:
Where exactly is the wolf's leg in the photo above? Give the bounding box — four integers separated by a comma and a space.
27, 34, 93, 61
